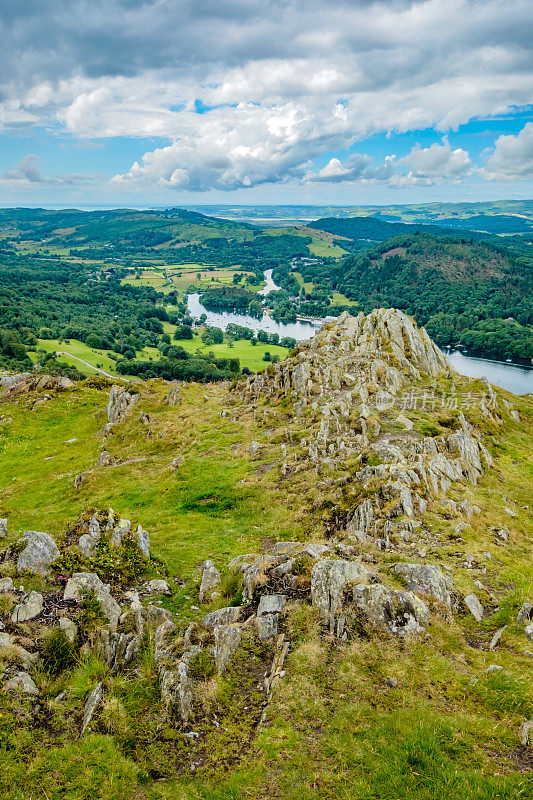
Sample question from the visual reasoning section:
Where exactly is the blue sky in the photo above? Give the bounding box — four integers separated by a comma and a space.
1, 1, 532, 207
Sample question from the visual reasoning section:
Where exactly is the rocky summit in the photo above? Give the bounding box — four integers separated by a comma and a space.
0, 309, 532, 800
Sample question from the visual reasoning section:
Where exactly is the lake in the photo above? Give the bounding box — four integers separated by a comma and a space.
186, 279, 532, 396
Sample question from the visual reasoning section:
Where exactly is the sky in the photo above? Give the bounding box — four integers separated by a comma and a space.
0, 0, 532, 207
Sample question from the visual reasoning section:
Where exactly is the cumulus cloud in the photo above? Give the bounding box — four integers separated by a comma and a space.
483, 122, 533, 181
2, 154, 94, 186
394, 137, 473, 185
1, 1, 532, 191
307, 153, 395, 183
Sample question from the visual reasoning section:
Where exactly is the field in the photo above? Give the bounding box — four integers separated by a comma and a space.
122, 265, 262, 299
26, 330, 290, 378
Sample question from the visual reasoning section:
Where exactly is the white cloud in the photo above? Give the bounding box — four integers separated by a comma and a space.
1, 1, 532, 192
394, 137, 473, 185
483, 122, 533, 181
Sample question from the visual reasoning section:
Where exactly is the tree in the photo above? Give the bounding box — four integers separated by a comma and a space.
86, 332, 103, 349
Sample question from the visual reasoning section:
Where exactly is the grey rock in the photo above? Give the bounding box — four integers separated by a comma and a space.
519, 720, 533, 746
202, 606, 243, 630
257, 595, 285, 615
489, 626, 506, 651
81, 682, 103, 735
107, 385, 138, 425
525, 623, 533, 641
0, 518, 6, 538
96, 450, 116, 467
16, 531, 60, 576
145, 603, 173, 629
11, 591, 43, 623
78, 533, 98, 557
256, 613, 279, 641
517, 603, 532, 624
144, 579, 170, 595
199, 560, 221, 603
464, 593, 484, 622
302, 543, 331, 559
164, 385, 181, 406
0, 577, 14, 592
394, 563, 451, 610
64, 572, 121, 631
311, 559, 370, 624
59, 617, 78, 642
351, 584, 429, 635
384, 677, 399, 688
111, 518, 131, 547
135, 525, 150, 558
484, 665, 503, 673
4, 671, 39, 696
214, 625, 242, 672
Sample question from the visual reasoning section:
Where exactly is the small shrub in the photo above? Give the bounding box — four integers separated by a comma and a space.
0, 594, 15, 619
188, 650, 216, 682
222, 572, 244, 606
42, 627, 76, 675
78, 588, 105, 633
419, 421, 442, 437
101, 696, 129, 735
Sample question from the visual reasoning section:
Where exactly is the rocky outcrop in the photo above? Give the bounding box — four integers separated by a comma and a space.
311, 559, 370, 626
106, 385, 138, 426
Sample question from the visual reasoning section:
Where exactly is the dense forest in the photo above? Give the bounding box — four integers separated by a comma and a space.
267, 232, 533, 362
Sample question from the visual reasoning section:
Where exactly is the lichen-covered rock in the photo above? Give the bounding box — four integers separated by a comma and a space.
59, 617, 78, 643
199, 560, 221, 603
64, 572, 121, 631
464, 593, 484, 621
135, 525, 150, 558
4, 671, 39, 696
394, 564, 452, 610
111, 518, 131, 547
202, 606, 243, 630
16, 531, 60, 576
351, 584, 429, 635
214, 625, 242, 672
311, 559, 370, 625
0, 518, 7, 538
11, 591, 43, 623
0, 577, 14, 592
81, 683, 103, 734
144, 579, 170, 595
517, 603, 532, 624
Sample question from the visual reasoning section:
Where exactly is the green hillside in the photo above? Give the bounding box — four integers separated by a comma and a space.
0, 310, 532, 800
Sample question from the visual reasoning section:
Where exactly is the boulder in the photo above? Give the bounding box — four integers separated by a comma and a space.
16, 531, 60, 576
464, 593, 484, 622
517, 603, 532, 624
0, 518, 6, 538
199, 560, 221, 603
11, 591, 43, 623
135, 525, 150, 558
64, 572, 121, 631
96, 450, 116, 467
144, 579, 170, 595
256, 594, 285, 641
0, 577, 14, 592
352, 584, 429, 635
202, 606, 243, 630
311, 559, 370, 625
394, 564, 451, 610
111, 518, 131, 547
4, 671, 39, 696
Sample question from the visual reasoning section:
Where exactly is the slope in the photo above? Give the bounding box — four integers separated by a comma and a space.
0, 311, 532, 800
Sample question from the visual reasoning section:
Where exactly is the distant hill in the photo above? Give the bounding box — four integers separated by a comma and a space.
306, 215, 489, 243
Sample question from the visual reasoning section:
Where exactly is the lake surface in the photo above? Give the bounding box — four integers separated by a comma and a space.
444, 350, 532, 396
186, 282, 532, 395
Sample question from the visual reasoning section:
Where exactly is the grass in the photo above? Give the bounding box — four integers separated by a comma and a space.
169, 329, 290, 371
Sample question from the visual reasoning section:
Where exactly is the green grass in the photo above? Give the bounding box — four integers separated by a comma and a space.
170, 330, 290, 371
